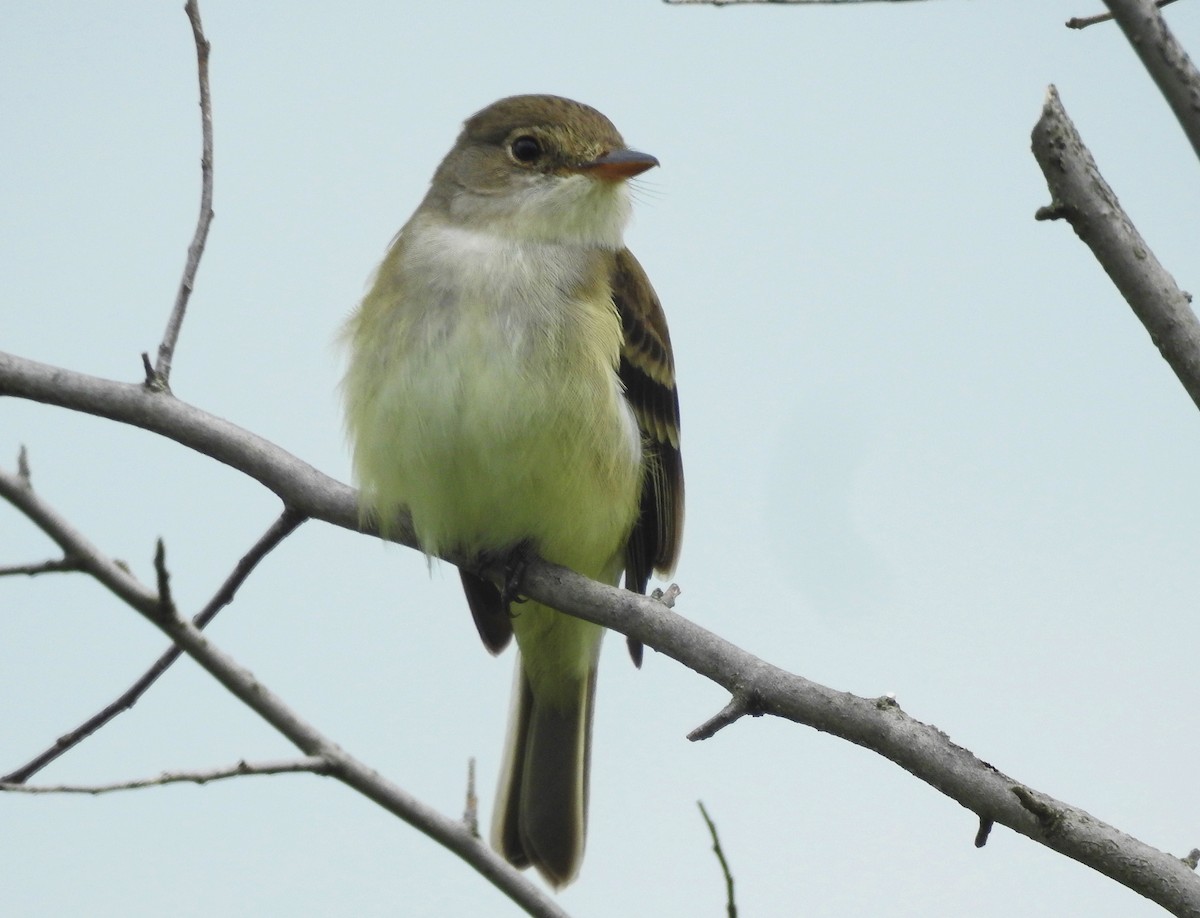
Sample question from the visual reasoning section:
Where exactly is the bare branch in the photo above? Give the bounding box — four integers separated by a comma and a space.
153, 538, 175, 617
698, 802, 738, 918
463, 757, 480, 838
688, 694, 757, 741
514, 564, 1200, 915
16, 444, 30, 484
2, 508, 305, 784
664, 0, 927, 5
0, 351, 384, 542
0, 756, 330, 795
975, 816, 995, 848
4, 351, 1199, 911
140, 351, 156, 389
1067, 0, 1177, 30
1031, 85, 1200, 413
0, 462, 159, 614
1101, 0, 1200, 162
7, 1, 1197, 911
0, 557, 85, 577
199, 507, 306, 618
1, 466, 565, 917
152, 0, 215, 391
143, 559, 569, 917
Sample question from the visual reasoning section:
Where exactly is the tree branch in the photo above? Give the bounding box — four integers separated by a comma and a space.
3, 347, 1198, 913
687, 693, 758, 740
664, 0, 927, 5
1101, 0, 1200, 163
150, 0, 215, 391
463, 757, 480, 838
1067, 0, 1177, 30
0, 557, 85, 577
8, 1, 1197, 912
1, 507, 306, 784
0, 756, 330, 795
1031, 85, 1200, 413
0, 351, 385, 542
698, 801, 738, 918
0, 460, 160, 614
516, 567, 1200, 915
0, 466, 567, 918
142, 557, 570, 917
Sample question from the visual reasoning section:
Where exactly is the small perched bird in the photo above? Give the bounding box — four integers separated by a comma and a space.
341, 94, 683, 888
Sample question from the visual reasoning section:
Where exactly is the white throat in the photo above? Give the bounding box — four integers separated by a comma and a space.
447, 172, 632, 249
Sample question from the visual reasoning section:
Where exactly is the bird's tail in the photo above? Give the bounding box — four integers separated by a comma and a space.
491, 628, 599, 889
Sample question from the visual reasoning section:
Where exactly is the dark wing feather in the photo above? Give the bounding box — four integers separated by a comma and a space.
612, 248, 684, 666
459, 569, 513, 655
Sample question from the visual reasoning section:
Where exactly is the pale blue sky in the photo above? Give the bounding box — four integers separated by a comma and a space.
4, 2, 1200, 916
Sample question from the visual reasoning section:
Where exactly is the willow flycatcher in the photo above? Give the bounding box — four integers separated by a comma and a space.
341, 94, 683, 888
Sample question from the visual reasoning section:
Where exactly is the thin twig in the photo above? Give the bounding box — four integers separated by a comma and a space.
0, 465, 159, 614
688, 694, 754, 741
0, 557, 86, 577
975, 817, 995, 848
195, 508, 307, 628
698, 801, 738, 918
0, 756, 330, 795
464, 757, 480, 837
153, 538, 174, 617
151, 0, 214, 390
2, 507, 305, 784
1067, 0, 1177, 30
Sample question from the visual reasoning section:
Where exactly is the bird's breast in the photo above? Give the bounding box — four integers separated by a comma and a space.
346, 224, 643, 577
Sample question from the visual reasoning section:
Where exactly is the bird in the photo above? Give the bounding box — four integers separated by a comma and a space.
340, 94, 683, 888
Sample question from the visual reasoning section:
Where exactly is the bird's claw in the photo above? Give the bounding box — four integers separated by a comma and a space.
500, 546, 531, 610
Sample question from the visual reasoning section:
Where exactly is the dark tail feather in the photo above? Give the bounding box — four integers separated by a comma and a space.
492, 658, 596, 888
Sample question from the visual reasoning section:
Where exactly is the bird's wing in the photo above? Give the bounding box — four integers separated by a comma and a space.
612, 248, 684, 666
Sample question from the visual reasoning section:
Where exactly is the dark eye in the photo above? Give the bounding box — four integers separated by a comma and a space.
510, 135, 542, 163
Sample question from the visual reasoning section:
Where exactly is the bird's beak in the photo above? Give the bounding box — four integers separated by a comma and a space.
576, 149, 659, 181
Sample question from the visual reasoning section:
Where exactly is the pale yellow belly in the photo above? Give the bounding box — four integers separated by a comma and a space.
350, 304, 643, 582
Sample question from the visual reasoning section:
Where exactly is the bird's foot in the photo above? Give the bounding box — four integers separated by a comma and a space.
499, 542, 533, 610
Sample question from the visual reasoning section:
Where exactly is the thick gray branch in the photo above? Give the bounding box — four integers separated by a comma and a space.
1031, 85, 1200, 413
516, 562, 1200, 915
0, 351, 409, 544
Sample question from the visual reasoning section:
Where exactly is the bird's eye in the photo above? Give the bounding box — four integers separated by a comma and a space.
510, 135, 543, 164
